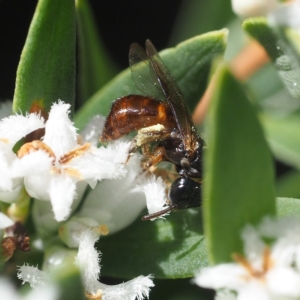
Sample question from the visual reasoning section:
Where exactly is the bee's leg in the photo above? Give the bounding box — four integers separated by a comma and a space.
126, 124, 169, 165
142, 146, 165, 168
124, 140, 138, 164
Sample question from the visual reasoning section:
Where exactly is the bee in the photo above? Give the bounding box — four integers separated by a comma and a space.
101, 40, 204, 220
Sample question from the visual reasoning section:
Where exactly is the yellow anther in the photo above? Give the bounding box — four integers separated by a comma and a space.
59, 143, 91, 164
17, 140, 56, 160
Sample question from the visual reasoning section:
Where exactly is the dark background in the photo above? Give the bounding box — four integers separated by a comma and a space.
0, 0, 183, 101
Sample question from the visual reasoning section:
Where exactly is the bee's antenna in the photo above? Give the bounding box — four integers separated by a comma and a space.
141, 205, 176, 221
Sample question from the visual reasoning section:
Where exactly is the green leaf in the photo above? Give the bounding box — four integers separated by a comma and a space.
243, 18, 300, 98
169, 0, 234, 45
204, 67, 276, 264
276, 170, 300, 198
261, 113, 300, 169
100, 208, 208, 279
76, 0, 118, 105
74, 30, 228, 130
277, 197, 300, 217
13, 0, 76, 114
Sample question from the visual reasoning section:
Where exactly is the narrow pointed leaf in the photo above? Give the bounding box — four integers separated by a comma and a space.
100, 208, 208, 279
243, 18, 300, 98
204, 67, 276, 264
261, 112, 300, 169
13, 0, 76, 114
75, 30, 228, 130
76, 0, 118, 104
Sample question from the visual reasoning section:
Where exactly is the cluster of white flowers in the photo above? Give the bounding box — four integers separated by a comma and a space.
194, 216, 300, 300
0, 100, 172, 299
0, 100, 169, 223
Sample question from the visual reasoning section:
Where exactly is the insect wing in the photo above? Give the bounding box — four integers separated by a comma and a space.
129, 42, 166, 102
145, 40, 195, 151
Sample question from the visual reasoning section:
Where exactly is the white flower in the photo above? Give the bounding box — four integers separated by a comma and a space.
17, 264, 47, 288
97, 276, 154, 300
74, 227, 154, 299
80, 114, 106, 147
234, 0, 300, 32
76, 155, 145, 234
76, 154, 170, 234
0, 277, 58, 300
194, 222, 300, 300
268, 1, 300, 31
259, 216, 300, 271
141, 175, 170, 221
231, 0, 279, 18
0, 212, 14, 229
0, 112, 44, 202
18, 101, 129, 221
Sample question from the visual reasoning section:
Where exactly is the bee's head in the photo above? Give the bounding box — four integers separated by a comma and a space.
169, 177, 201, 209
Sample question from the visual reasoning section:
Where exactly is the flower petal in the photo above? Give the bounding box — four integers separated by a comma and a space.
49, 174, 77, 221
21, 150, 53, 201
96, 140, 131, 165
194, 264, 246, 291
74, 228, 101, 294
267, 267, 300, 298
96, 275, 154, 300
141, 175, 169, 220
0, 185, 22, 203
231, 0, 278, 18
0, 113, 44, 146
43, 101, 77, 157
268, 2, 300, 30
67, 151, 127, 182
80, 115, 106, 146
78, 156, 146, 234
17, 264, 47, 288
237, 283, 271, 300
0, 212, 14, 229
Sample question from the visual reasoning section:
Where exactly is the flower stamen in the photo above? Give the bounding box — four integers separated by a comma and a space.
0, 138, 9, 144
51, 167, 82, 180
95, 225, 109, 236
233, 247, 273, 280
86, 289, 103, 300
59, 143, 91, 164
18, 140, 56, 160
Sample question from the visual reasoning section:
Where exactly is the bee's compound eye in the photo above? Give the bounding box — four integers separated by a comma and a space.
169, 177, 201, 209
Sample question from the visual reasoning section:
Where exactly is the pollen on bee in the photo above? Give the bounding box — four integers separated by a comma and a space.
135, 124, 165, 147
